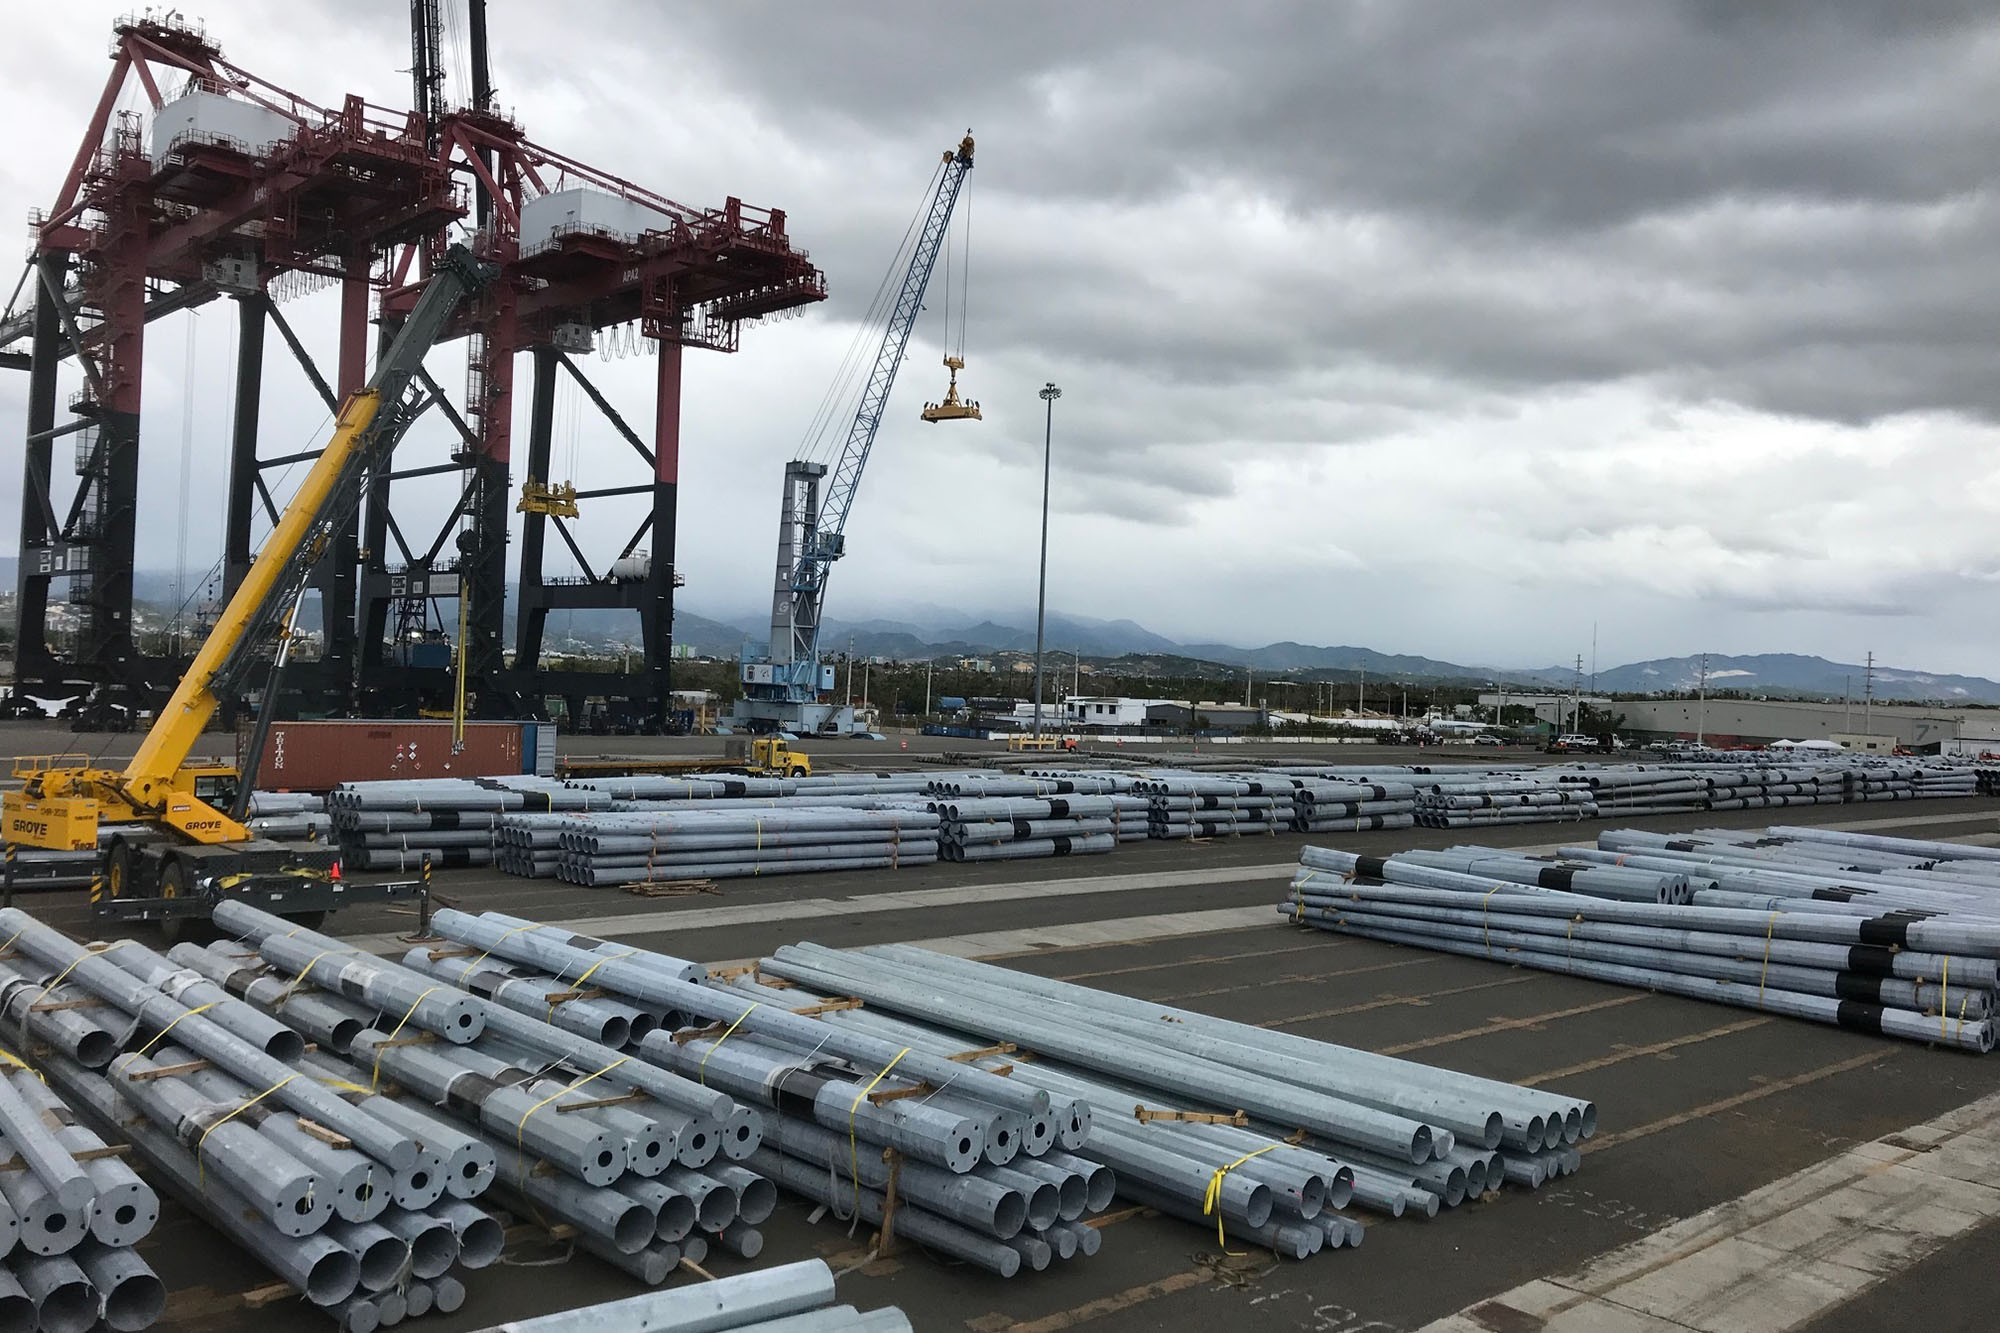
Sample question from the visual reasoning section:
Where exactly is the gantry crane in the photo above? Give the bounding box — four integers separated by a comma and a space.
3, 246, 492, 927
727, 135, 978, 736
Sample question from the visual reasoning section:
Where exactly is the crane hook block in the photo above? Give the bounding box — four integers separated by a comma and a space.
920, 355, 982, 423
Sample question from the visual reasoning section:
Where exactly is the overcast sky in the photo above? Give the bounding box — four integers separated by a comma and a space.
4, 2, 1999, 673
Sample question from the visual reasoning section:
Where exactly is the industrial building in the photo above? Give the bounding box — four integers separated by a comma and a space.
1478, 691, 2000, 752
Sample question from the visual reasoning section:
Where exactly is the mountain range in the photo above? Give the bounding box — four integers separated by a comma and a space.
671, 609, 2000, 705
19, 560, 2000, 705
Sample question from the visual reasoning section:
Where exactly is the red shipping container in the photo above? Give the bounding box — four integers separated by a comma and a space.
240, 720, 538, 792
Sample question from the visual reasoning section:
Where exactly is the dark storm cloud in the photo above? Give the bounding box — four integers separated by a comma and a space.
10, 1, 2000, 671
618, 0, 2000, 433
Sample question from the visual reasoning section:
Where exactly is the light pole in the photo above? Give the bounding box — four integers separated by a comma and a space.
1033, 382, 1060, 739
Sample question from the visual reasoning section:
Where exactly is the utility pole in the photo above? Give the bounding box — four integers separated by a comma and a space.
1572, 654, 1584, 735
1696, 652, 1708, 746
1033, 383, 1060, 740
844, 634, 854, 710
1359, 665, 1366, 715
1245, 666, 1251, 707
1864, 650, 1874, 735
924, 661, 932, 717
1844, 674, 1851, 732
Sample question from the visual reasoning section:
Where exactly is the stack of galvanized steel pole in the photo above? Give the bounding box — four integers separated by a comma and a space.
1279, 777, 1418, 833
484, 1259, 911, 1332
930, 793, 1143, 861
1551, 768, 1709, 816
541, 807, 942, 885
1687, 765, 1843, 810
203, 902, 780, 1286
0, 906, 503, 1328
1132, 776, 1298, 840
417, 910, 1107, 1278
1411, 774, 1597, 828
328, 776, 618, 871
1286, 830, 2000, 1053
756, 942, 1596, 1240
242, 790, 335, 841
924, 774, 1126, 800
0, 1060, 164, 1333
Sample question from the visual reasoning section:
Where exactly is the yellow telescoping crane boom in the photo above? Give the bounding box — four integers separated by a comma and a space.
5, 246, 491, 916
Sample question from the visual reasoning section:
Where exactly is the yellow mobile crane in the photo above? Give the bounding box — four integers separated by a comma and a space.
4, 246, 491, 928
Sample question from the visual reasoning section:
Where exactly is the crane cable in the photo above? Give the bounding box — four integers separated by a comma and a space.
956, 189, 972, 361
794, 158, 949, 466
936, 179, 974, 362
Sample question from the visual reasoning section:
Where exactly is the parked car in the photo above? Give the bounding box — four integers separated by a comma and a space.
1473, 733, 1505, 747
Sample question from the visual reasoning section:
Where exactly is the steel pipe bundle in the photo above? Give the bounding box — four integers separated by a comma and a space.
1139, 774, 1301, 840
0, 1063, 165, 1333
753, 941, 1593, 1241
329, 776, 616, 870
924, 774, 1125, 798
1292, 838, 2000, 1053
240, 791, 336, 843
197, 902, 783, 1299
1412, 774, 1598, 829
421, 910, 1120, 1278
522, 807, 944, 885
1272, 777, 1419, 833
0, 908, 525, 1325
933, 793, 1148, 860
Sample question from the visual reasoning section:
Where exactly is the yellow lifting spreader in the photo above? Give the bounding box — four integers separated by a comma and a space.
920, 356, 981, 423
517, 479, 580, 518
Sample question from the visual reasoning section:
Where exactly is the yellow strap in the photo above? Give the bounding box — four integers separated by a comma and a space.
1481, 886, 1504, 956
514, 1056, 629, 1155
1203, 1142, 1281, 1255
277, 946, 357, 1006
564, 950, 636, 994
32, 940, 128, 1009
313, 1075, 376, 1096
1757, 912, 1779, 1010
1939, 957, 1948, 1043
0, 1048, 42, 1083
699, 1004, 758, 1087
371, 985, 445, 1091
468, 923, 541, 973
196, 1073, 299, 1186
849, 1048, 912, 1199
547, 949, 635, 1021
138, 999, 222, 1056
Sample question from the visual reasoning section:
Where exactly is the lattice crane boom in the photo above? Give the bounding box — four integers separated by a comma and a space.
740, 135, 975, 726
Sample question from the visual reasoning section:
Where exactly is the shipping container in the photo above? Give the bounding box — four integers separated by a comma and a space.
239, 720, 557, 792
